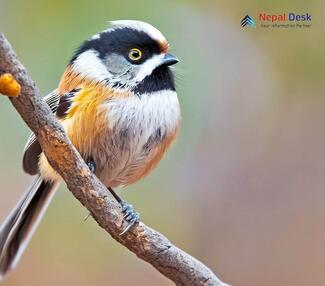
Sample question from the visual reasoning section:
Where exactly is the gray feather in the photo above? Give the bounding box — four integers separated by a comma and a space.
0, 176, 59, 280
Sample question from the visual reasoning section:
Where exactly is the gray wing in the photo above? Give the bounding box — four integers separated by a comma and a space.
22, 89, 76, 175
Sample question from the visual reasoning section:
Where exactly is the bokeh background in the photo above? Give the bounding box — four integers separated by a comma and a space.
0, 0, 324, 285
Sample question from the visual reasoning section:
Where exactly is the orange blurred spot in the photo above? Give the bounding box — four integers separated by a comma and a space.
0, 73, 21, 97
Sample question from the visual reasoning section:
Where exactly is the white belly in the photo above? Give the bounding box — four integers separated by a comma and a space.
95, 90, 180, 187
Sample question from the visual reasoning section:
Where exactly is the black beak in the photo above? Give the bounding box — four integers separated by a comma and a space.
161, 53, 179, 66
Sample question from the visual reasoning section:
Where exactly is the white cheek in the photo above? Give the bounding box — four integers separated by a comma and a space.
132, 54, 164, 84
72, 50, 112, 82
72, 50, 166, 90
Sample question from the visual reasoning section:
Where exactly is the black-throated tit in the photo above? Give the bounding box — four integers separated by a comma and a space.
0, 20, 180, 279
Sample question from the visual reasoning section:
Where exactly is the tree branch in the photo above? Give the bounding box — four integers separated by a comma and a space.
0, 32, 229, 286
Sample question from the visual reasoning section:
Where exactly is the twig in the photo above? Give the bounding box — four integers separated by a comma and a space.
0, 32, 229, 286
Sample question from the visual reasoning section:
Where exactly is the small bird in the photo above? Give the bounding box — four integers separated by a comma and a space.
0, 20, 180, 279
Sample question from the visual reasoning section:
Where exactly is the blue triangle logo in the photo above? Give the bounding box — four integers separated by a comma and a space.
241, 15, 255, 27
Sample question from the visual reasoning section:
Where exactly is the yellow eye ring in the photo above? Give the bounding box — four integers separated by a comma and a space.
129, 48, 142, 61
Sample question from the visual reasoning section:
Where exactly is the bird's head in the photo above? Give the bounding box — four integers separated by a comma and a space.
66, 20, 178, 96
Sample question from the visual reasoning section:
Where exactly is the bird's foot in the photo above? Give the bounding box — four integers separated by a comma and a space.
87, 160, 96, 173
107, 187, 140, 235
120, 201, 140, 235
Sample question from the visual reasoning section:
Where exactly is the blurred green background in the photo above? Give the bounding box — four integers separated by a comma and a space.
0, 0, 324, 285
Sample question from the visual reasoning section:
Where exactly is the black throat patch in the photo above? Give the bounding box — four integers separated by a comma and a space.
132, 65, 176, 95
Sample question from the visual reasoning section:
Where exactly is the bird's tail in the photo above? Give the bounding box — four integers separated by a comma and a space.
0, 176, 59, 280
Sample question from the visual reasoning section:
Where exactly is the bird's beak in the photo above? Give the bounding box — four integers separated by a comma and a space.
161, 53, 179, 66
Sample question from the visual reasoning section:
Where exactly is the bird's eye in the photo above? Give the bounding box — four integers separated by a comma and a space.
128, 48, 142, 61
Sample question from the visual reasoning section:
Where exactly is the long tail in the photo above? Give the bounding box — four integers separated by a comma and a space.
0, 176, 59, 280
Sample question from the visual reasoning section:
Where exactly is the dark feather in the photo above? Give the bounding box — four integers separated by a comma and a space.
22, 89, 77, 174
0, 176, 58, 279
56, 90, 77, 118
22, 140, 42, 175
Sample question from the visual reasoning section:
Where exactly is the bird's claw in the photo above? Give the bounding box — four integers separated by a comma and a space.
87, 161, 96, 173
120, 202, 140, 235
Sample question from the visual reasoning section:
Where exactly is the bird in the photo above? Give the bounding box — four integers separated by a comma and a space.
0, 20, 180, 279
